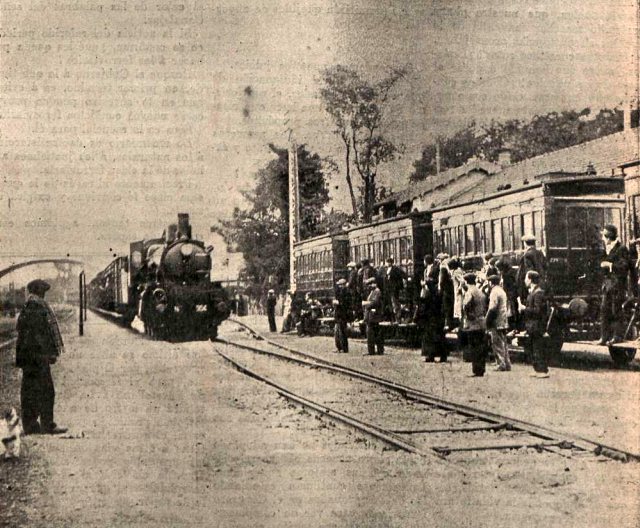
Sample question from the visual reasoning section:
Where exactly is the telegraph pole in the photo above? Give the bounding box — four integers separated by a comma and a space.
288, 130, 300, 292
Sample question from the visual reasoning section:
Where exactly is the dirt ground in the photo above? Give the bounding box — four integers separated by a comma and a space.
1, 313, 639, 528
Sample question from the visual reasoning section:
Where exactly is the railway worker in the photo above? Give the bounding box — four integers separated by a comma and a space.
15, 280, 68, 435
485, 274, 511, 371
516, 234, 546, 302
414, 270, 447, 362
362, 277, 384, 355
385, 258, 406, 323
517, 271, 550, 378
461, 273, 488, 377
266, 289, 277, 332
598, 224, 631, 345
332, 279, 351, 353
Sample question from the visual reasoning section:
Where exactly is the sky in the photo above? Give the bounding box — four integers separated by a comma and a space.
1, 0, 638, 282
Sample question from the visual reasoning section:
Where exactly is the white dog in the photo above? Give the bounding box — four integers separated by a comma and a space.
0, 408, 24, 460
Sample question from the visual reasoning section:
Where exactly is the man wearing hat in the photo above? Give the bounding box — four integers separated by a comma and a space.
485, 274, 511, 371
266, 289, 277, 332
346, 261, 360, 320
516, 234, 546, 302
518, 271, 550, 378
15, 280, 68, 435
362, 277, 384, 355
332, 279, 352, 353
598, 224, 631, 345
384, 258, 406, 323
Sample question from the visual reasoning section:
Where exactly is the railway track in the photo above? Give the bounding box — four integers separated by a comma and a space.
217, 318, 640, 465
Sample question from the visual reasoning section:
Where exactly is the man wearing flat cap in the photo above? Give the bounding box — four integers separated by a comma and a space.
598, 224, 631, 345
15, 280, 68, 435
362, 277, 384, 355
332, 279, 351, 353
516, 234, 547, 303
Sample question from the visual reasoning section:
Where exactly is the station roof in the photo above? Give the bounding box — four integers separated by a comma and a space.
447, 128, 639, 205
379, 158, 503, 210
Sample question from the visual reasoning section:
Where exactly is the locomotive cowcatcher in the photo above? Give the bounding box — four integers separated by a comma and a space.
89, 213, 229, 340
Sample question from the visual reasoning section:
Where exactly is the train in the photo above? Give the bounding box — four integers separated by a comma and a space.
292, 128, 640, 362
88, 213, 229, 341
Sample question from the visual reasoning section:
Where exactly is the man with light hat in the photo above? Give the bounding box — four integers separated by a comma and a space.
266, 289, 277, 332
516, 233, 546, 302
15, 279, 68, 435
332, 278, 351, 353
598, 224, 631, 345
362, 277, 384, 355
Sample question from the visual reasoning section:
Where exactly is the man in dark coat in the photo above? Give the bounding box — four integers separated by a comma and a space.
384, 258, 406, 323
346, 261, 359, 320
15, 280, 68, 435
266, 289, 277, 332
516, 234, 547, 301
362, 277, 384, 355
518, 271, 550, 378
598, 225, 631, 345
332, 279, 351, 353
413, 273, 447, 362
439, 258, 456, 330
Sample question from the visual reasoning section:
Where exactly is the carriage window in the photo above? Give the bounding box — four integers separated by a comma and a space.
434, 231, 441, 255
443, 229, 451, 255
604, 208, 622, 235
512, 215, 522, 249
533, 211, 545, 246
548, 206, 567, 248
450, 228, 458, 256
458, 226, 464, 256
465, 225, 475, 255
474, 223, 483, 254
501, 217, 513, 252
492, 220, 502, 254
522, 213, 533, 249
484, 221, 492, 253
567, 207, 588, 249
587, 208, 605, 249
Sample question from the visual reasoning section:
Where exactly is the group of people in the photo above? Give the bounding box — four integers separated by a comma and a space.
270, 223, 636, 378
414, 233, 550, 377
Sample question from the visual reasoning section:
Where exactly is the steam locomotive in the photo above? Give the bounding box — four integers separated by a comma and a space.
89, 213, 229, 340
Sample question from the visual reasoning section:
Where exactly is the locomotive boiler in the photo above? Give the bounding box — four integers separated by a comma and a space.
89, 213, 229, 340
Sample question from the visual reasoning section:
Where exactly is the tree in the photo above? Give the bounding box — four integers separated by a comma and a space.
213, 144, 330, 291
319, 65, 409, 223
410, 106, 631, 183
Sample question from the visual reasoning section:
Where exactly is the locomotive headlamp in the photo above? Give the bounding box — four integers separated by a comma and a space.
181, 244, 195, 257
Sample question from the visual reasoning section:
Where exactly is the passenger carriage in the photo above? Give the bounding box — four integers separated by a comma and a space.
431, 170, 627, 356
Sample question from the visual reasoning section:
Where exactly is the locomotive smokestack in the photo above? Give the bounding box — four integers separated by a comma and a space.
177, 213, 192, 239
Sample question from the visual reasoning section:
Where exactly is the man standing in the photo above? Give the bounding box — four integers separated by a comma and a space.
485, 274, 511, 372
413, 272, 447, 363
598, 225, 630, 345
385, 258, 406, 323
266, 289, 277, 332
332, 279, 351, 353
362, 277, 384, 355
15, 280, 68, 435
461, 273, 487, 377
518, 271, 550, 378
516, 234, 546, 301
347, 261, 360, 320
